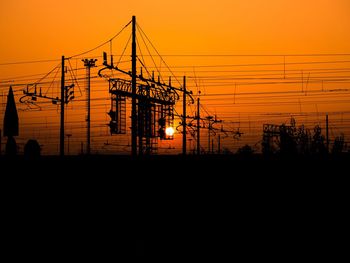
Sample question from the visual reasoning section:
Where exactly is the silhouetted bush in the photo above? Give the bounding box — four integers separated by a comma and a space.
332, 135, 344, 155
237, 145, 254, 157
24, 139, 41, 158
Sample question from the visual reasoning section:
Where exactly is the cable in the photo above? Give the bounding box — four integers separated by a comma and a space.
137, 23, 182, 87
185, 79, 350, 87
0, 59, 60, 66
116, 33, 132, 68
137, 24, 164, 83
44, 66, 60, 97
136, 36, 151, 79
68, 20, 132, 59
34, 63, 61, 85
123, 53, 350, 57
67, 59, 83, 96
142, 60, 350, 69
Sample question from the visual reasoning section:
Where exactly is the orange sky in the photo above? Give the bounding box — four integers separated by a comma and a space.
1, 0, 350, 63
1, 0, 350, 155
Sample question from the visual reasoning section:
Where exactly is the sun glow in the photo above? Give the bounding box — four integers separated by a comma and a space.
165, 127, 175, 137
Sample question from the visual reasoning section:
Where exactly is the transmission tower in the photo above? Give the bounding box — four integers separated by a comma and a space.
82, 58, 97, 155
98, 16, 193, 156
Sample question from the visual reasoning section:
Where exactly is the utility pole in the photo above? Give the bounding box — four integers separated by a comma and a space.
60, 56, 65, 157
197, 96, 200, 155
131, 15, 137, 157
326, 114, 329, 153
208, 121, 211, 154
82, 59, 97, 155
207, 117, 213, 154
218, 134, 221, 154
183, 76, 186, 155
66, 134, 72, 155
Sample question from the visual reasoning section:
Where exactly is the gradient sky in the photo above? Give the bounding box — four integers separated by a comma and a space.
1, 0, 350, 155
1, 0, 350, 63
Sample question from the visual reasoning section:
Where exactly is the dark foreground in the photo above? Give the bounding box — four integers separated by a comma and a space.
1, 152, 349, 172
1, 154, 348, 258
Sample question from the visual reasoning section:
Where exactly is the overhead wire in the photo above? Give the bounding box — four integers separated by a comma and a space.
68, 20, 132, 59
67, 59, 83, 96
122, 53, 350, 57
136, 23, 164, 83
116, 33, 132, 68
142, 60, 350, 69
136, 23, 182, 87
136, 35, 152, 79
0, 59, 60, 66
1, 21, 350, 154
44, 65, 60, 97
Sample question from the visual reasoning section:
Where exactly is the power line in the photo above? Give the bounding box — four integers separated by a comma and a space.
68, 20, 132, 59
185, 79, 350, 87
0, 59, 60, 66
143, 60, 350, 69
137, 22, 182, 87
132, 67, 350, 74
96, 53, 350, 57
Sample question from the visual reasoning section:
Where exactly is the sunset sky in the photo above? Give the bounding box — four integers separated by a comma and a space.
1, 0, 350, 155
1, 0, 350, 61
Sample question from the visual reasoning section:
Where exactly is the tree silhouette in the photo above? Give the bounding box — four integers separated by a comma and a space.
310, 125, 327, 155
24, 139, 41, 158
279, 124, 297, 157
332, 134, 344, 155
237, 145, 254, 157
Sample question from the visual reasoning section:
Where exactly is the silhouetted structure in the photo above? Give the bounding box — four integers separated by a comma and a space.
262, 118, 330, 157
21, 61, 75, 157
5, 136, 17, 156
97, 16, 193, 156
3, 87, 18, 137
3, 86, 19, 156
82, 59, 97, 155
279, 124, 297, 157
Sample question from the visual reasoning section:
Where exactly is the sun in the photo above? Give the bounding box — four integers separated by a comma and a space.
165, 127, 175, 137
